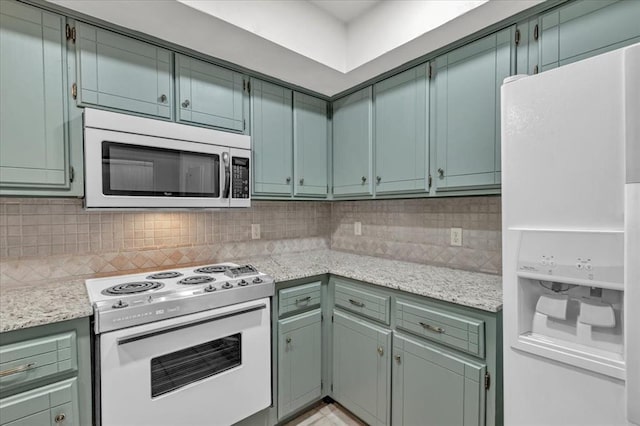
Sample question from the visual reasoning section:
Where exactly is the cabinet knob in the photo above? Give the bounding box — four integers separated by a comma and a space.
182, 99, 190, 108
377, 346, 384, 356
55, 413, 66, 424
286, 337, 292, 344
376, 176, 381, 184
286, 177, 291, 183
361, 176, 367, 184
437, 168, 444, 178
394, 355, 401, 363
159, 94, 167, 103
299, 178, 304, 185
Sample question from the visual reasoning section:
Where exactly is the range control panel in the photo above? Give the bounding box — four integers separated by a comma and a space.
232, 157, 250, 198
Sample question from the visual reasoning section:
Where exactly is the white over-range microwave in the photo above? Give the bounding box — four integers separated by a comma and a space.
84, 108, 251, 209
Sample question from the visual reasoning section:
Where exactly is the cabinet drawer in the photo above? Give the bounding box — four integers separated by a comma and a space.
0, 378, 77, 426
334, 279, 390, 325
396, 299, 485, 358
279, 281, 321, 316
0, 332, 77, 393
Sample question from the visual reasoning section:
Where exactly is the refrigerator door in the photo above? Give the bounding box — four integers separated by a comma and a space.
624, 43, 640, 425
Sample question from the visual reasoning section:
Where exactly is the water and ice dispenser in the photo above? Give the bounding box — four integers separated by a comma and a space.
513, 230, 625, 379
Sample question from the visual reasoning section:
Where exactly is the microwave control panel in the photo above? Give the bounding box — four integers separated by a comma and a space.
232, 157, 250, 198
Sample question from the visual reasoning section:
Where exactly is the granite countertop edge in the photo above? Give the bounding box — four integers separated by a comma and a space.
1, 250, 503, 333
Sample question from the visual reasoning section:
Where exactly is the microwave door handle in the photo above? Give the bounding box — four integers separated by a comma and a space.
222, 152, 231, 198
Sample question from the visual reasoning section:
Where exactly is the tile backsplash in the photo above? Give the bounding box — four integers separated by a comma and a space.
0, 196, 501, 286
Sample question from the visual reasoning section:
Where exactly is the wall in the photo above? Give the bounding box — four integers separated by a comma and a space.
331, 196, 501, 274
0, 198, 330, 287
0, 196, 501, 287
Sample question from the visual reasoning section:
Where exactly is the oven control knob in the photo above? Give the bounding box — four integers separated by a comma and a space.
113, 300, 128, 309
205, 284, 216, 292
252, 277, 263, 284
238, 279, 248, 286
221, 282, 233, 289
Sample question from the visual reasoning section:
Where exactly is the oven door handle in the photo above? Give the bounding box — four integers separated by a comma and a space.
116, 303, 266, 345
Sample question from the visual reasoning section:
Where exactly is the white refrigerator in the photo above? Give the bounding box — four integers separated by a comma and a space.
501, 42, 639, 426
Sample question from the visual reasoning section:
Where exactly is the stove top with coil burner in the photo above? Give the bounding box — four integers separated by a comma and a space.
85, 262, 274, 333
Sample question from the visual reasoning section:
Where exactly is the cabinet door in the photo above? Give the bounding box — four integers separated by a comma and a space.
250, 79, 293, 195
392, 334, 486, 426
333, 87, 373, 197
332, 310, 391, 426
433, 27, 514, 190
176, 54, 245, 132
540, 0, 640, 72
374, 65, 428, 194
293, 92, 328, 197
0, 378, 78, 426
278, 309, 322, 420
75, 22, 173, 119
0, 2, 71, 192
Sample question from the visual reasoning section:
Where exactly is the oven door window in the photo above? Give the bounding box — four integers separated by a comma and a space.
150, 333, 241, 398
102, 142, 220, 197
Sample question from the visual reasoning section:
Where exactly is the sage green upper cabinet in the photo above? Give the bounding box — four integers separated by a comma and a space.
250, 79, 293, 196
176, 54, 246, 132
540, 0, 640, 72
278, 309, 322, 420
432, 27, 514, 190
293, 92, 328, 197
332, 87, 373, 197
392, 333, 487, 426
333, 310, 391, 426
0, 1, 81, 196
373, 65, 429, 194
75, 22, 173, 119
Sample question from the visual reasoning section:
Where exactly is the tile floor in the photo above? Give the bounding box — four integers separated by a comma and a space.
284, 402, 366, 426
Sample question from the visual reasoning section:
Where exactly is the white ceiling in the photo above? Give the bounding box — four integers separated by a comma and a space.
309, 0, 381, 23
46, 0, 545, 96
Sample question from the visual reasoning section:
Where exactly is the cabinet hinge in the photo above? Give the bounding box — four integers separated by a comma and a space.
321, 313, 324, 322
514, 29, 521, 46
428, 174, 432, 188
533, 24, 539, 41
65, 24, 76, 43
69, 166, 75, 183
331, 315, 334, 323
484, 372, 491, 390
428, 63, 433, 80
533, 65, 539, 74
243, 118, 246, 131
331, 383, 334, 392
321, 381, 324, 390
71, 83, 77, 100
247, 80, 251, 93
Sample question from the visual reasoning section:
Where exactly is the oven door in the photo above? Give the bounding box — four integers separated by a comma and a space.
98, 298, 271, 426
85, 127, 231, 209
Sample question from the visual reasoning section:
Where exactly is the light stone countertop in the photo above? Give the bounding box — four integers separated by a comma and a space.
0, 250, 502, 333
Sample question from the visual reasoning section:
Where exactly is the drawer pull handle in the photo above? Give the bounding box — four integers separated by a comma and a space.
420, 322, 445, 333
286, 337, 292, 344
349, 299, 365, 308
377, 346, 384, 356
394, 355, 401, 363
55, 413, 66, 423
295, 296, 311, 305
0, 362, 36, 377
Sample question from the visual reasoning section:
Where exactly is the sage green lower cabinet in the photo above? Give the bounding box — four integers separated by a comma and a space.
0, 318, 91, 426
392, 333, 486, 426
0, 1, 82, 196
332, 310, 391, 426
277, 309, 322, 419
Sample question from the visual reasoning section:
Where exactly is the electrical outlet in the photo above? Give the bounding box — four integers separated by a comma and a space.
450, 227, 462, 246
251, 224, 261, 240
354, 222, 362, 236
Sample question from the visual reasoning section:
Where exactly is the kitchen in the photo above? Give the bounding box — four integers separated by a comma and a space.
0, 1, 638, 425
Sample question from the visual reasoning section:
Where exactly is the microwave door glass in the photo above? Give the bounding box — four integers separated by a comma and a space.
102, 142, 220, 197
